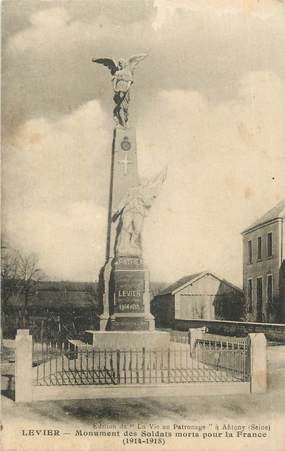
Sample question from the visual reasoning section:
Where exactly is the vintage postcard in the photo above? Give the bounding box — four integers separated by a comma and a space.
1, 1, 285, 450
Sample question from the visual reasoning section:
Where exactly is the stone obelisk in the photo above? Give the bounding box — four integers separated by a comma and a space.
87, 54, 169, 348
99, 125, 154, 331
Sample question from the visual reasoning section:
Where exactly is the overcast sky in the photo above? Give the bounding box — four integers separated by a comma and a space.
2, 0, 285, 285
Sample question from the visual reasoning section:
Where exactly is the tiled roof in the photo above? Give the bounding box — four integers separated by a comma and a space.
242, 198, 285, 234
156, 272, 205, 296
156, 271, 243, 296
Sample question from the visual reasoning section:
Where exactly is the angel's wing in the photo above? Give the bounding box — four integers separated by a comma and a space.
140, 166, 167, 201
128, 54, 148, 73
92, 58, 118, 75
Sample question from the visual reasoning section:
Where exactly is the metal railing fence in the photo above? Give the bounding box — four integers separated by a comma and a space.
32, 337, 249, 386
194, 334, 250, 381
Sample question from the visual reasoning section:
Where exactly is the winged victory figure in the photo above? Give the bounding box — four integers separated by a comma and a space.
112, 166, 167, 257
92, 54, 147, 128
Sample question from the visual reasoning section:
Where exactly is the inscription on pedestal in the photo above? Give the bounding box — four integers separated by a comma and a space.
114, 270, 145, 314
115, 256, 144, 269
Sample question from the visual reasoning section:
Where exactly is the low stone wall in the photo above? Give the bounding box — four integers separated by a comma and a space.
31, 382, 250, 402
175, 319, 285, 342
85, 330, 171, 349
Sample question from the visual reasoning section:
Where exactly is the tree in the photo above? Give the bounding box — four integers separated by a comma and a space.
1, 241, 45, 329
1, 242, 21, 312
16, 252, 45, 327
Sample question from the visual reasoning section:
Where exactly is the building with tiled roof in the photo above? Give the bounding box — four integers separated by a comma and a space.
242, 199, 285, 234
242, 198, 285, 323
151, 271, 244, 328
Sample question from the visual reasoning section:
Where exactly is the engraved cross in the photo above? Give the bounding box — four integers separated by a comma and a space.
118, 154, 132, 175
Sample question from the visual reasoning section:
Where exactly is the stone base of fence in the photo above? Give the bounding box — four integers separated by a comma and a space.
32, 382, 250, 402
85, 330, 171, 349
176, 319, 285, 342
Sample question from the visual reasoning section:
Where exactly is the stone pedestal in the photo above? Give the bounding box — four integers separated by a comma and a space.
109, 256, 155, 331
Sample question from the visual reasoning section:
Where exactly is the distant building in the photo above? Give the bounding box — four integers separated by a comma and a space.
242, 199, 285, 323
151, 271, 244, 329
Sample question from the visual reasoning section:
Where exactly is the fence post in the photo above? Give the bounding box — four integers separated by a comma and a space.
142, 348, 146, 384
249, 333, 267, 393
189, 327, 206, 356
15, 329, 33, 402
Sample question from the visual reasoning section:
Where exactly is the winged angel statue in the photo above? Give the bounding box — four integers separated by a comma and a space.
92, 54, 147, 128
112, 167, 167, 257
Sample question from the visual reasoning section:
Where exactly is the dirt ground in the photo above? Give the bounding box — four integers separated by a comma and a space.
1, 341, 285, 451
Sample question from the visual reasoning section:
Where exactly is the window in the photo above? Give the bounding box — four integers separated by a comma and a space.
267, 232, 273, 257
267, 275, 273, 304
248, 240, 252, 264
248, 279, 253, 313
256, 277, 263, 322
257, 236, 262, 260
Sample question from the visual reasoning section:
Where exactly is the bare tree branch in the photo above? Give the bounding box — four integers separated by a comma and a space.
1, 241, 45, 328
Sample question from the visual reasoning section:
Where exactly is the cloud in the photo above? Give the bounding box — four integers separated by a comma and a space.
9, 8, 70, 53
2, 99, 111, 280
138, 71, 285, 284
4, 71, 285, 284
153, 0, 285, 29
3, 0, 285, 286
4, 202, 106, 281
7, 7, 100, 54
4, 0, 285, 139
3, 99, 110, 211
7, 5, 150, 55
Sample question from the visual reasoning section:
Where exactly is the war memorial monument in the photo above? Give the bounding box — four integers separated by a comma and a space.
85, 54, 170, 348
12, 54, 266, 408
